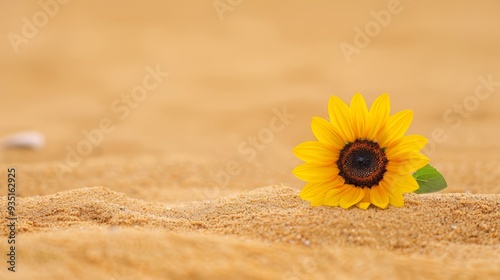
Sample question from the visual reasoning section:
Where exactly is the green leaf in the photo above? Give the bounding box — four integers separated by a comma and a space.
412, 164, 447, 194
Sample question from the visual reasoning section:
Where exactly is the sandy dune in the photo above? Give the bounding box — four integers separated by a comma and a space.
2, 184, 500, 279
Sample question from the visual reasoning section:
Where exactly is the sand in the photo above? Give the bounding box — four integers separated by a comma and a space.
1, 1, 500, 279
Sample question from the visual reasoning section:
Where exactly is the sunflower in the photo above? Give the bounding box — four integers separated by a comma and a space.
292, 93, 429, 210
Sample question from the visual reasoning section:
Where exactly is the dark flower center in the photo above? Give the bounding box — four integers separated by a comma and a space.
336, 139, 388, 188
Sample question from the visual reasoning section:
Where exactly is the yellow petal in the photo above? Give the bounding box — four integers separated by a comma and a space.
307, 187, 332, 206
388, 192, 404, 207
395, 174, 420, 193
328, 96, 355, 142
406, 153, 430, 171
293, 141, 339, 165
385, 135, 428, 159
324, 185, 350, 206
378, 110, 413, 148
380, 180, 404, 207
370, 185, 389, 209
300, 177, 344, 200
292, 163, 339, 182
309, 194, 327, 206
311, 117, 344, 149
300, 182, 328, 200
307, 180, 345, 206
350, 93, 369, 139
367, 93, 390, 141
339, 186, 365, 209
386, 153, 429, 175
356, 188, 372, 210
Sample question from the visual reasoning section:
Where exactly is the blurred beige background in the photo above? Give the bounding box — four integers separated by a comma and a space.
0, 0, 500, 198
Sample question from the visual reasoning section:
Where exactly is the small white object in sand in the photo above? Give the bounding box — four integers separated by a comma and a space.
0, 131, 45, 150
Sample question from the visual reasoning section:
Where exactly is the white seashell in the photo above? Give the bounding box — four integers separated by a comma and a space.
0, 131, 45, 150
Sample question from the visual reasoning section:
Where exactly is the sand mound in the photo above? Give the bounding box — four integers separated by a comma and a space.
1, 186, 499, 279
